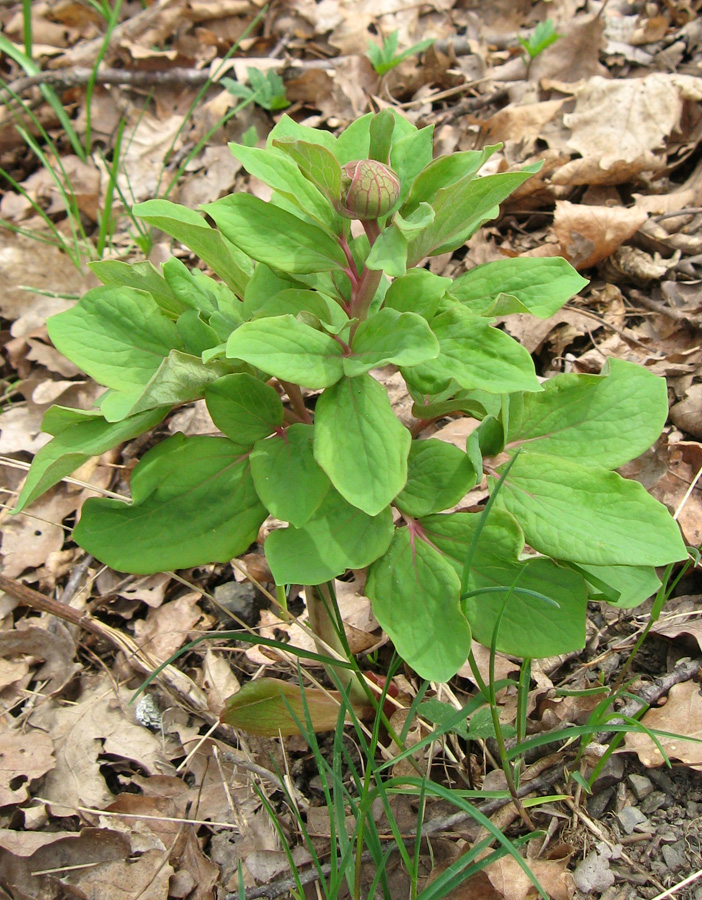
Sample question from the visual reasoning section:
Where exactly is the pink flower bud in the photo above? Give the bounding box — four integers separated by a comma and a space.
339, 159, 400, 220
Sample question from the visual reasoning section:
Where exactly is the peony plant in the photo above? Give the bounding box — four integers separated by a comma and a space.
15, 110, 687, 690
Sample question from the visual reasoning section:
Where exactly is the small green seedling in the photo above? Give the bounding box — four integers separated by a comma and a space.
222, 66, 289, 111
15, 110, 686, 726
367, 29, 435, 76
518, 18, 562, 60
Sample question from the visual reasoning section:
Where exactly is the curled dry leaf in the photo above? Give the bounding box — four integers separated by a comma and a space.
624, 679, 702, 768
553, 201, 647, 270
133, 593, 203, 662
0, 622, 79, 695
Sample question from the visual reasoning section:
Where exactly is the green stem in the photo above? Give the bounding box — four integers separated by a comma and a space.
350, 219, 382, 326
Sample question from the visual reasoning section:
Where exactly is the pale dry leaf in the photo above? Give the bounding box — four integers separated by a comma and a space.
562, 74, 699, 172
30, 675, 174, 816
0, 729, 55, 806
530, 14, 608, 84
485, 855, 575, 900
64, 848, 173, 900
119, 573, 171, 608
553, 201, 647, 270
651, 596, 702, 653
133, 593, 203, 661
25, 337, 82, 377
118, 111, 185, 203
0, 487, 78, 578
0, 402, 49, 456
0, 622, 79, 695
0, 234, 94, 325
624, 679, 702, 768
202, 647, 240, 713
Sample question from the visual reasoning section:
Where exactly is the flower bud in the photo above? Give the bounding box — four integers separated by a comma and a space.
339, 159, 400, 221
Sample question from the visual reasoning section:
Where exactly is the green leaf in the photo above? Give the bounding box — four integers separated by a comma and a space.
449, 257, 588, 318
314, 374, 411, 516
230, 143, 340, 232
47, 287, 183, 392
247, 287, 348, 329
132, 199, 252, 297
89, 259, 185, 318
176, 309, 221, 355
402, 147, 499, 215
408, 306, 541, 395
366, 528, 471, 682
369, 109, 395, 164
74, 435, 267, 574
99, 350, 230, 422
226, 315, 344, 389
394, 202, 435, 237
204, 194, 348, 275
364, 225, 407, 276
221, 678, 348, 736
495, 452, 688, 566
573, 563, 661, 609
407, 165, 540, 263
205, 373, 283, 449
395, 439, 476, 517
343, 309, 439, 377
272, 139, 342, 203
265, 489, 393, 584
335, 113, 373, 163
266, 114, 338, 154
506, 358, 667, 469
520, 19, 561, 59
250, 424, 330, 527
384, 269, 451, 320
14, 407, 168, 513
390, 126, 435, 206
422, 510, 588, 658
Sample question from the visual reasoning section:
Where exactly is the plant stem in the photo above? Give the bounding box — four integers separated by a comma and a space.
350, 220, 382, 327
280, 380, 312, 424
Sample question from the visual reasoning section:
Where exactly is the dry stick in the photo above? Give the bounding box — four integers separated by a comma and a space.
597, 656, 701, 743
629, 287, 702, 330
57, 552, 93, 606
227, 766, 565, 900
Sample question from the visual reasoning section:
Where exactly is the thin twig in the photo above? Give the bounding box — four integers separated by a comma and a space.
629, 288, 702, 330
57, 553, 93, 606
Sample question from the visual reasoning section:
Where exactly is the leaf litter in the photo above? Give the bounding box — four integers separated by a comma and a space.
2, 0, 702, 896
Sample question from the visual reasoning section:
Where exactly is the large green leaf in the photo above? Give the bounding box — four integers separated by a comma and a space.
226, 315, 344, 389
402, 147, 498, 215
47, 287, 183, 392
383, 268, 451, 320
573, 563, 661, 609
344, 309, 439, 377
495, 452, 688, 566
203, 194, 347, 275
14, 407, 168, 513
422, 511, 588, 658
205, 373, 283, 449
407, 164, 540, 263
408, 306, 541, 395
314, 375, 411, 515
395, 439, 476, 517
265, 489, 393, 584
272, 139, 343, 203
448, 257, 588, 318
229, 143, 340, 232
389, 126, 435, 206
100, 351, 230, 422
250, 424, 330, 527
89, 259, 185, 318
74, 435, 266, 574
266, 114, 338, 153
506, 358, 668, 468
132, 199, 252, 297
366, 528, 471, 682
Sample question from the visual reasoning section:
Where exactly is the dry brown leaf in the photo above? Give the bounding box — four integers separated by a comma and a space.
133, 593, 203, 661
30, 676, 173, 816
0, 729, 55, 806
485, 855, 575, 900
0, 487, 79, 578
553, 201, 647, 270
0, 827, 132, 899
0, 622, 79, 695
64, 848, 173, 900
624, 679, 702, 768
202, 647, 241, 713
530, 14, 608, 83
553, 73, 702, 183
643, 440, 702, 547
